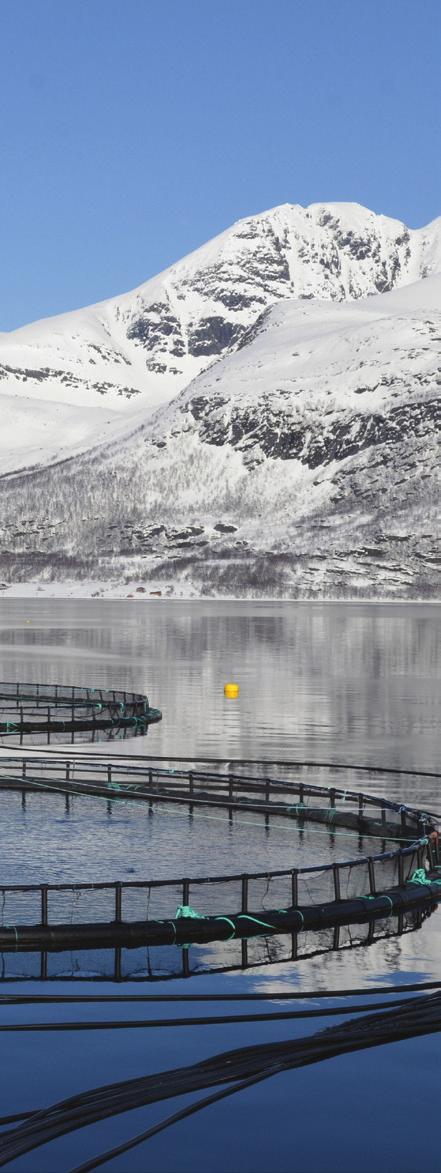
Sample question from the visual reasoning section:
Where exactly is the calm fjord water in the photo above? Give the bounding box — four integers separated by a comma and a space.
0, 599, 440, 1173
0, 598, 440, 769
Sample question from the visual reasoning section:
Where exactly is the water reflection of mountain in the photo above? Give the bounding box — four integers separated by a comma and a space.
0, 600, 439, 772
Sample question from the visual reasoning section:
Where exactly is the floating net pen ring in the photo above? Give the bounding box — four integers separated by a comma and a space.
0, 749, 440, 954
0, 681, 162, 746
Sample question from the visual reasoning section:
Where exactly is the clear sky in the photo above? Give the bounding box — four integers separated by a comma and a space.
1, 0, 440, 330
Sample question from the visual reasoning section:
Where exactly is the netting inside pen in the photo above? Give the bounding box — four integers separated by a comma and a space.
0, 680, 161, 744
0, 757, 437, 951
0, 841, 429, 928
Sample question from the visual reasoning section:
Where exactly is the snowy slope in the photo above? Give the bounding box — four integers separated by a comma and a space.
1, 201, 441, 433
1, 273, 440, 598
150, 274, 441, 468
0, 393, 123, 476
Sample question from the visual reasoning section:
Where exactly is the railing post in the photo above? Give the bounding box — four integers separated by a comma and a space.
115, 882, 122, 922
368, 858, 376, 895
114, 947, 122, 981
291, 869, 298, 908
358, 794, 364, 821
41, 886, 48, 926
241, 874, 248, 914
426, 838, 434, 870
182, 879, 190, 906
332, 864, 341, 901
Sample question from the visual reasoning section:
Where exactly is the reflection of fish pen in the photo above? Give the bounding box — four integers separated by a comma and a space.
0, 681, 161, 744
0, 904, 433, 984
0, 758, 439, 969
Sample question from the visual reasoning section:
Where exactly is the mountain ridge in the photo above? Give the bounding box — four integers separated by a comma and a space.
2, 200, 441, 425
1, 264, 440, 599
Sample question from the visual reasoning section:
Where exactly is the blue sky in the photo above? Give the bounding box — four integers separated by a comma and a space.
1, 0, 440, 330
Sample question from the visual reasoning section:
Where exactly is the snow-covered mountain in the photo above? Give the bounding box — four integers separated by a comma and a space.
1, 255, 440, 599
1, 201, 441, 478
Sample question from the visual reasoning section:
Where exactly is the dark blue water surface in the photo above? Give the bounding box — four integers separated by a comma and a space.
0, 599, 440, 1172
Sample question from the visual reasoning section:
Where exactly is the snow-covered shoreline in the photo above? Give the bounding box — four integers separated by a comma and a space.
0, 581, 439, 604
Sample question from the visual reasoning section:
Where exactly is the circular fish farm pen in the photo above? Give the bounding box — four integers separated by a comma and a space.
0, 680, 162, 745
0, 711, 440, 981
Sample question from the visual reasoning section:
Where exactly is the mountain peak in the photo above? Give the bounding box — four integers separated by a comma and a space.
0, 199, 440, 462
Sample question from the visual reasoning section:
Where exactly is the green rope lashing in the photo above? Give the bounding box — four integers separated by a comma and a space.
236, 909, 304, 932
175, 905, 205, 919
214, 916, 237, 939
410, 868, 432, 886
288, 803, 305, 818
166, 920, 177, 940
237, 914, 277, 931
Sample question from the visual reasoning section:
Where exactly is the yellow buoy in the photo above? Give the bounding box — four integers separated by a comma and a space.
224, 682, 240, 699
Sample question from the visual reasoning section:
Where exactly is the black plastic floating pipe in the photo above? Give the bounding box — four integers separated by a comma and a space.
0, 875, 440, 952
2, 978, 441, 1003
3, 744, 441, 780
1, 992, 441, 1170
0, 993, 431, 1033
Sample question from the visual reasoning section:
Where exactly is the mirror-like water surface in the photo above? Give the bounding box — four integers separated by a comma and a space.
0, 598, 439, 769
0, 600, 440, 1172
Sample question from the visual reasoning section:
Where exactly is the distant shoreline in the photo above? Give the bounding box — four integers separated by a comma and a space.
0, 583, 439, 605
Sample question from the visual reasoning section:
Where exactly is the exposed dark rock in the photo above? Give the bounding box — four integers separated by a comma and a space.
127, 303, 185, 358
176, 389, 441, 479
187, 317, 245, 357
